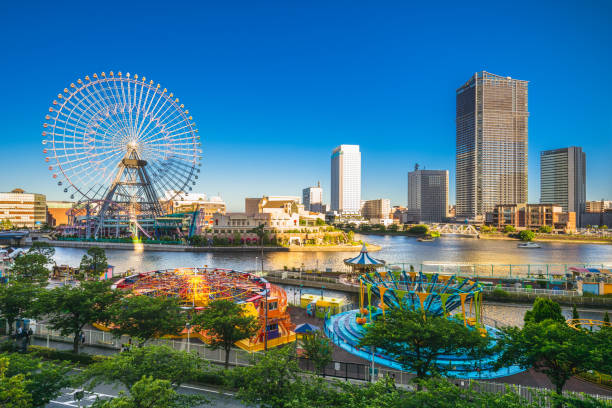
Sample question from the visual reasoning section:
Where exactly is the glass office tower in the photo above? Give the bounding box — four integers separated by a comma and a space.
456, 71, 529, 219
331, 145, 361, 213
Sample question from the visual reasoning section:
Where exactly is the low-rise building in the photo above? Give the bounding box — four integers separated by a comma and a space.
586, 200, 612, 213
490, 203, 576, 232
361, 199, 391, 221
0, 188, 47, 228
46, 201, 75, 226
162, 191, 226, 234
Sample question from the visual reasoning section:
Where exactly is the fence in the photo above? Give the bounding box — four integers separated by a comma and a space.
31, 322, 612, 404
481, 286, 579, 297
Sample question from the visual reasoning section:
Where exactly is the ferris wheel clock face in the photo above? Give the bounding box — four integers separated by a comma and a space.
42, 71, 202, 203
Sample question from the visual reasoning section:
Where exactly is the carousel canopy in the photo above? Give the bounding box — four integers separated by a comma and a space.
344, 244, 386, 267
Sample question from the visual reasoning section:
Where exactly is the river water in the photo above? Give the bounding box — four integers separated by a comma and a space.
51, 234, 612, 273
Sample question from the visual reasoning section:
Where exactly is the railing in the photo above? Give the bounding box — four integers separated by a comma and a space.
31, 323, 611, 403
387, 263, 609, 280
481, 286, 579, 297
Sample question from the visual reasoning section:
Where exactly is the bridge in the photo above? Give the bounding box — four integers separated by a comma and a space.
0, 231, 29, 243
428, 223, 480, 237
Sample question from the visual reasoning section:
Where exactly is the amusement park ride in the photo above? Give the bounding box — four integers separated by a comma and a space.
42, 71, 202, 240
97, 268, 296, 352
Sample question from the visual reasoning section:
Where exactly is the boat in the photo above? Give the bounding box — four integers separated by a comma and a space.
517, 242, 541, 248
417, 236, 436, 242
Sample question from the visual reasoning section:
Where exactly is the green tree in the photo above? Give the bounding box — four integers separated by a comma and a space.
9, 253, 51, 285
496, 320, 599, 395
346, 230, 355, 243
300, 330, 333, 376
3, 352, 71, 407
109, 295, 185, 347
503, 225, 517, 233
0, 219, 13, 230
359, 309, 492, 382
191, 299, 258, 368
0, 282, 39, 334
36, 280, 120, 353
524, 298, 565, 324
408, 225, 428, 234
90, 376, 206, 408
600, 225, 608, 230
604, 311, 610, 324
28, 241, 56, 260
315, 218, 325, 226
480, 225, 491, 233
518, 230, 535, 241
539, 225, 553, 233
79, 345, 206, 390
79, 247, 109, 278
233, 231, 242, 245
235, 347, 303, 408
0, 357, 32, 408
572, 305, 580, 328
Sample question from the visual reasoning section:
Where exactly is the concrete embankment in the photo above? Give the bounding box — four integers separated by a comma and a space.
47, 240, 379, 253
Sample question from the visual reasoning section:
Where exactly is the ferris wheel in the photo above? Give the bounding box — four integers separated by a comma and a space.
42, 71, 202, 210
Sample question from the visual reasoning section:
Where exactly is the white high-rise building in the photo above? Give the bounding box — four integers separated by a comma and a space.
302, 182, 324, 213
331, 145, 361, 213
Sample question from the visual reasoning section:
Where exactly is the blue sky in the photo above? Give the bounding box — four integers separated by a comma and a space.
1, 1, 611, 211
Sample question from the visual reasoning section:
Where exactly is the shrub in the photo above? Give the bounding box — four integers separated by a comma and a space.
408, 225, 428, 234
518, 230, 535, 241
538, 225, 552, 233
503, 225, 516, 233
28, 346, 109, 365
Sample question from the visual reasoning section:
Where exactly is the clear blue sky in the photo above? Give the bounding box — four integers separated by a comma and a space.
1, 1, 611, 211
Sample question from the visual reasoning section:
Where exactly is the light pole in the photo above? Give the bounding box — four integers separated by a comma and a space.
186, 321, 191, 353
264, 286, 268, 352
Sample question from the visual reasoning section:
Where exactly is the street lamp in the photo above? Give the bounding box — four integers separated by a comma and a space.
186, 321, 191, 353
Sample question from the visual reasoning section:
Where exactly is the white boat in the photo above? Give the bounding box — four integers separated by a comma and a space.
517, 242, 541, 248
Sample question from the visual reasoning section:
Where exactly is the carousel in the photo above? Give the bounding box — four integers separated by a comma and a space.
343, 244, 386, 281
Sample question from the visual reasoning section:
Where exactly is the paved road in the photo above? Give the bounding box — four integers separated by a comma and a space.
47, 382, 246, 407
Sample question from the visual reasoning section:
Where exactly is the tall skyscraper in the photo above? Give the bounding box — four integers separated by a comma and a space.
456, 71, 529, 219
407, 167, 449, 222
331, 145, 361, 213
540, 146, 586, 224
302, 182, 323, 213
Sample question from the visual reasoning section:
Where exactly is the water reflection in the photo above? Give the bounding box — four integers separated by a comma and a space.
51, 233, 612, 274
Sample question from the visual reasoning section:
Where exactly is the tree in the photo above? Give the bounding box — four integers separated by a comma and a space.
518, 230, 535, 241
0, 357, 32, 408
600, 225, 608, 230
27, 241, 56, 260
3, 352, 71, 407
539, 225, 553, 233
408, 225, 428, 235
503, 225, 516, 233
0, 282, 40, 334
604, 311, 610, 324
359, 308, 492, 382
572, 305, 580, 328
250, 223, 267, 269
524, 298, 565, 324
79, 247, 108, 278
36, 280, 120, 353
8, 253, 51, 285
496, 320, 599, 395
109, 295, 185, 347
191, 299, 258, 368
79, 345, 206, 390
235, 347, 303, 408
346, 230, 355, 243
480, 225, 491, 233
90, 376, 206, 408
300, 330, 333, 376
